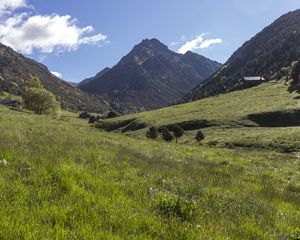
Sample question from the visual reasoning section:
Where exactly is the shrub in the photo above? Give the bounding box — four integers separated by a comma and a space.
162, 128, 174, 142
79, 112, 91, 119
155, 194, 197, 220
22, 88, 59, 115
28, 75, 43, 89
107, 111, 120, 119
195, 131, 205, 142
146, 126, 158, 139
291, 60, 300, 84
172, 124, 184, 143
89, 115, 101, 124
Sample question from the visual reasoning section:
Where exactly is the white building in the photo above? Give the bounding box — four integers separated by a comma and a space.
243, 76, 265, 81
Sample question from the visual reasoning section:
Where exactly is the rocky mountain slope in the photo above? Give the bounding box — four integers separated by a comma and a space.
182, 9, 300, 102
79, 38, 221, 113
0, 43, 109, 112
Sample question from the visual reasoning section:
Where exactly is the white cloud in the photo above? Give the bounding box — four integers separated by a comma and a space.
169, 41, 180, 46
79, 33, 107, 45
0, 0, 27, 14
51, 71, 62, 78
0, 14, 107, 54
178, 34, 222, 54
0, 2, 107, 55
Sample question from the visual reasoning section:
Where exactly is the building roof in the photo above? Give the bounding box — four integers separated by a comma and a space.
243, 76, 265, 81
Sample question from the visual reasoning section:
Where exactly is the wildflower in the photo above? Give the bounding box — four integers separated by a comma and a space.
0, 159, 7, 166
148, 187, 159, 195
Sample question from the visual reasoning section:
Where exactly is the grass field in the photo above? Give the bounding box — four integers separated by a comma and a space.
98, 82, 300, 152
0, 105, 299, 239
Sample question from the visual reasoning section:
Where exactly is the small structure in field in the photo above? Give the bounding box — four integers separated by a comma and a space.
243, 76, 265, 81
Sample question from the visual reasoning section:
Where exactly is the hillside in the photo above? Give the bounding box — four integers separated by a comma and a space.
0, 43, 109, 112
0, 105, 299, 239
182, 9, 300, 102
98, 81, 300, 152
79, 39, 221, 113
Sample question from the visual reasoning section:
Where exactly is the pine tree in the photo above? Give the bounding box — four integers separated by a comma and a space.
195, 131, 205, 142
162, 128, 174, 142
172, 125, 184, 143
146, 126, 158, 139
291, 60, 300, 84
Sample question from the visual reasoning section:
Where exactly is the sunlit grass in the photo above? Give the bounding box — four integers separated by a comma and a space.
0, 105, 299, 239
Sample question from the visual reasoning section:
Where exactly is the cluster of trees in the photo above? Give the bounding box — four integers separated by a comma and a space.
291, 60, 300, 84
146, 125, 205, 143
22, 76, 60, 115
79, 110, 120, 125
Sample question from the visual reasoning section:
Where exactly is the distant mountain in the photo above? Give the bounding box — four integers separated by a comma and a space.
79, 38, 221, 113
182, 9, 300, 103
0, 43, 109, 113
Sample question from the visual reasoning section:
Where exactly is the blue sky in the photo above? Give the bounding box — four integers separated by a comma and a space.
1, 0, 300, 82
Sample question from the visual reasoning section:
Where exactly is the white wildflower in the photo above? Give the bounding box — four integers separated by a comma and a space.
0, 159, 7, 165
148, 187, 159, 195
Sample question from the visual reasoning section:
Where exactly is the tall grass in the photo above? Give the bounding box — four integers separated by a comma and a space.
0, 106, 299, 239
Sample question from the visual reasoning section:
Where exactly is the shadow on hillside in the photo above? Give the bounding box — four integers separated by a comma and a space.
247, 110, 300, 127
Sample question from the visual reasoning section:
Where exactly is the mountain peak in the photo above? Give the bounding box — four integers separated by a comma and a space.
183, 50, 195, 56
140, 38, 166, 46
79, 38, 221, 113
119, 38, 171, 65
132, 38, 169, 54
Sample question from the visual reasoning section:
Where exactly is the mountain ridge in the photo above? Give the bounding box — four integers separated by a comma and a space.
181, 9, 300, 103
79, 38, 221, 113
0, 43, 109, 113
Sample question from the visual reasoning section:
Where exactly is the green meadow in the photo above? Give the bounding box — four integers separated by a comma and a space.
0, 104, 299, 239
99, 82, 300, 152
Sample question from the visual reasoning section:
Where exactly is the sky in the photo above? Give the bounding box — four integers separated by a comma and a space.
0, 0, 300, 82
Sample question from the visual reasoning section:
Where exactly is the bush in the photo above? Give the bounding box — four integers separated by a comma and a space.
79, 112, 91, 119
172, 124, 184, 143
146, 126, 158, 139
107, 111, 120, 119
155, 194, 198, 220
28, 75, 43, 89
22, 88, 59, 115
162, 128, 174, 142
89, 115, 101, 124
291, 60, 300, 84
195, 131, 205, 142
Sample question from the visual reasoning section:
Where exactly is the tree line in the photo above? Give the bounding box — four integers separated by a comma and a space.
146, 125, 205, 143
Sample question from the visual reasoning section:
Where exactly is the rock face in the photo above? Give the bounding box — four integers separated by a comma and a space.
0, 43, 109, 113
79, 38, 221, 113
182, 9, 300, 103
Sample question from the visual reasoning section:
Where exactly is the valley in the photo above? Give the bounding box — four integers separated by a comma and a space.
0, 105, 299, 239
0, 3, 300, 239
97, 81, 300, 152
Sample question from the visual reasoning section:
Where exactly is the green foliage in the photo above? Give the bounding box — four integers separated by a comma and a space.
107, 111, 119, 119
28, 75, 43, 89
181, 10, 300, 102
146, 126, 158, 139
172, 124, 184, 142
100, 82, 300, 152
291, 61, 300, 84
195, 130, 205, 142
23, 88, 60, 115
0, 105, 299, 239
0, 44, 108, 112
162, 128, 174, 142
155, 194, 197, 220
88, 115, 101, 124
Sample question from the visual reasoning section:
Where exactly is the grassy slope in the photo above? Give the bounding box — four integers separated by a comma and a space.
101, 82, 300, 152
0, 105, 299, 239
